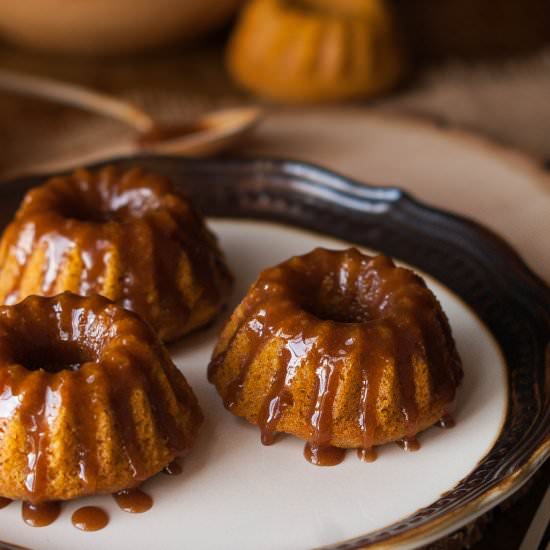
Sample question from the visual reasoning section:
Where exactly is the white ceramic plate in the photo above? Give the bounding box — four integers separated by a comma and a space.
0, 219, 508, 550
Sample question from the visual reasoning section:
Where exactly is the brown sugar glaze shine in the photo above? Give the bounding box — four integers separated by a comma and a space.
357, 447, 377, 463
162, 459, 183, 476
0, 293, 201, 531
0, 497, 12, 509
0, 295, 191, 502
209, 249, 462, 466
437, 413, 456, 429
21, 501, 61, 527
113, 488, 153, 513
71, 506, 109, 531
0, 166, 231, 342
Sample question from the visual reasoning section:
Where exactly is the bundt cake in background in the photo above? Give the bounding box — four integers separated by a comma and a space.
208, 248, 463, 465
226, 0, 404, 102
0, 166, 232, 342
0, 292, 203, 503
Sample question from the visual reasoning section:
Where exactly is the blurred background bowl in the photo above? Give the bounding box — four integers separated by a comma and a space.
0, 0, 244, 55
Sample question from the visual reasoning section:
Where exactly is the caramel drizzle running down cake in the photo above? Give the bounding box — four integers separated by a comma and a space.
208, 248, 463, 465
0, 293, 203, 526
0, 166, 228, 530
0, 166, 232, 342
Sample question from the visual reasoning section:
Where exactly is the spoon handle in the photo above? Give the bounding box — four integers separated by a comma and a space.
0, 68, 155, 133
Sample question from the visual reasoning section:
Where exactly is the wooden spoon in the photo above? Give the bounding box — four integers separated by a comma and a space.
0, 68, 262, 157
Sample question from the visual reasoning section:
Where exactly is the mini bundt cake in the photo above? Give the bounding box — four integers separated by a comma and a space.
0, 166, 232, 342
0, 292, 203, 503
227, 0, 404, 102
208, 248, 463, 465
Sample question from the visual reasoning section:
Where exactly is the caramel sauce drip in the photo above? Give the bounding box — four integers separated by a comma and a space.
209, 249, 462, 465
397, 436, 420, 452
21, 501, 61, 527
17, 369, 51, 498
0, 497, 12, 509
257, 338, 300, 446
0, 166, 230, 336
71, 506, 109, 532
304, 442, 346, 466
357, 448, 378, 463
113, 488, 153, 514
69, 369, 99, 494
0, 293, 197, 503
437, 413, 456, 429
162, 460, 183, 476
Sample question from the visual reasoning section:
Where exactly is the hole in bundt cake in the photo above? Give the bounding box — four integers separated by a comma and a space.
56, 185, 162, 224
12, 341, 94, 373
61, 200, 114, 224
297, 274, 373, 324
284, 253, 378, 324
0, 296, 109, 373
301, 297, 370, 324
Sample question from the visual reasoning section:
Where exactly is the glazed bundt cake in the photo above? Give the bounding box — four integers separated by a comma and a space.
0, 292, 203, 503
227, 0, 404, 102
208, 248, 463, 465
0, 166, 232, 342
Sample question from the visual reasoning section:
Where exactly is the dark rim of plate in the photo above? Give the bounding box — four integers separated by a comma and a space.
1, 156, 549, 549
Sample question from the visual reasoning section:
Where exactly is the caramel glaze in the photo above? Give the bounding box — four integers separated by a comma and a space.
21, 501, 61, 527
113, 488, 153, 513
71, 506, 109, 532
209, 249, 463, 466
0, 497, 12, 509
437, 413, 456, 429
162, 459, 183, 476
0, 293, 202, 503
397, 436, 420, 452
304, 442, 346, 466
0, 166, 232, 342
357, 448, 377, 463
